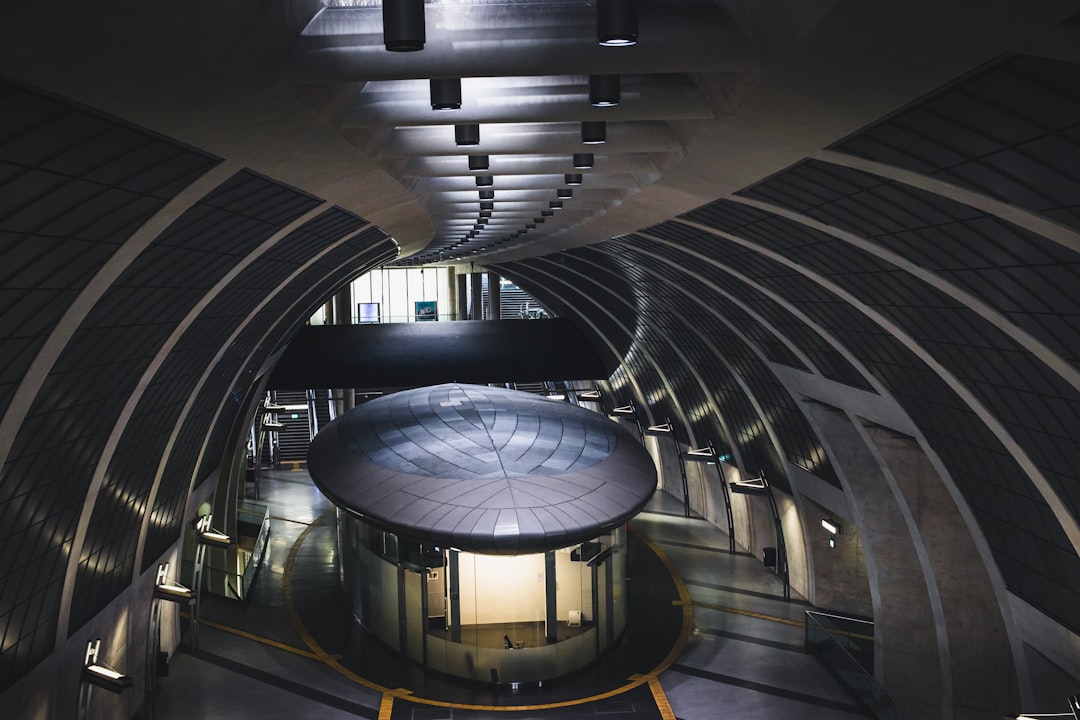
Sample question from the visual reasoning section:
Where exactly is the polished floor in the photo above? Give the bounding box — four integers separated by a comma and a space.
152, 469, 870, 719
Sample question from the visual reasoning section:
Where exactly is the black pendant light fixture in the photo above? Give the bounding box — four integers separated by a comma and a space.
565, 173, 583, 185
589, 74, 620, 106
455, 123, 480, 146
573, 152, 595, 168
581, 121, 607, 144
597, 0, 638, 46
430, 78, 462, 110
383, 0, 426, 52
468, 154, 489, 171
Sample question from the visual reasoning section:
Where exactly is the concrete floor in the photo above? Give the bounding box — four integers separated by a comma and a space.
151, 469, 870, 719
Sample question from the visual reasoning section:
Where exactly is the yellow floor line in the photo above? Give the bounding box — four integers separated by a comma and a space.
691, 600, 806, 627
280, 521, 696, 711
378, 693, 394, 720
648, 677, 677, 720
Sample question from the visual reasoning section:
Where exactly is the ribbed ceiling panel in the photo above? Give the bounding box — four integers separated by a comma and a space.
831, 54, 1080, 233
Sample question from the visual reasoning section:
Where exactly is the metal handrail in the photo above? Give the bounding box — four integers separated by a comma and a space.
804, 610, 911, 719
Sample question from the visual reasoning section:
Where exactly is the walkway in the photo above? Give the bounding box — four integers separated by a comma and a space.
152, 469, 867, 720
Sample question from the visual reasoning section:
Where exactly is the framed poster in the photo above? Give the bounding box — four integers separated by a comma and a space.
357, 302, 381, 323
414, 301, 438, 322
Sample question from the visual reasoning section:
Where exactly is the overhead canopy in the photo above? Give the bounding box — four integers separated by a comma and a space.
307, 383, 657, 554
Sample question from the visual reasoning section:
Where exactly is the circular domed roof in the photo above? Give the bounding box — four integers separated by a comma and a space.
307, 383, 656, 554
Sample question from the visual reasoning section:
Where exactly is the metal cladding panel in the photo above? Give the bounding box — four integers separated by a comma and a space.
831, 54, 1080, 233
69, 208, 369, 630
0, 82, 223, 689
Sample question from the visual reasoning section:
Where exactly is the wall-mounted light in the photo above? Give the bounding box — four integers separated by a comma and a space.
479, 210, 492, 218
541, 209, 554, 217
479, 189, 494, 200
565, 173, 583, 186
194, 515, 232, 549
549, 201, 563, 210
589, 74, 621, 106
821, 518, 841, 535
581, 121, 607, 144
83, 640, 132, 694
578, 389, 601, 400
557, 188, 573, 199
644, 421, 673, 435
597, 0, 639, 46
383, 0, 426, 52
480, 201, 494, 211
683, 446, 716, 462
475, 175, 493, 187
728, 476, 768, 495
526, 223, 536, 229
573, 152, 595, 168
455, 123, 480, 146
430, 78, 462, 110
612, 404, 636, 416
469, 154, 489, 171
533, 217, 545, 223
154, 563, 194, 603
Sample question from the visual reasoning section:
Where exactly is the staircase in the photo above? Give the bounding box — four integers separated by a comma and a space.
270, 390, 310, 466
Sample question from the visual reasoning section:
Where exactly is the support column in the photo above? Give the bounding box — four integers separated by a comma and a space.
456, 273, 468, 321
469, 272, 484, 320
803, 402, 946, 719
544, 551, 557, 642
332, 285, 354, 414
486, 272, 501, 320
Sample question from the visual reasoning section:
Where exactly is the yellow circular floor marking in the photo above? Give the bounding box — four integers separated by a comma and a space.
282, 514, 692, 711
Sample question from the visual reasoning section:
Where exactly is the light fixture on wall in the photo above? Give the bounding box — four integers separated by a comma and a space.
82, 640, 132, 694
549, 200, 563, 209
479, 210, 492, 218
383, 0, 425, 52
822, 518, 842, 548
589, 74, 621, 106
728, 476, 768, 494
644, 421, 672, 435
430, 78, 461, 110
475, 175, 493, 187
581, 121, 607, 144
455, 123, 480, 146
597, 0, 638, 46
480, 200, 494, 211
578, 389, 601, 400
557, 188, 573, 199
533, 217, 545, 223
469, 154, 489, 171
479, 189, 494, 200
565, 173, 583, 185
153, 563, 194, 603
541, 209, 554, 217
573, 152, 595, 168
